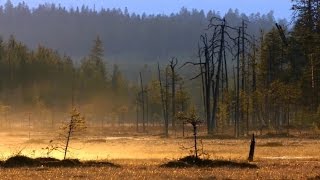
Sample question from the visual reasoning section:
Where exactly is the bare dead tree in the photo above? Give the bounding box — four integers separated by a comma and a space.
224, 44, 229, 91
158, 63, 169, 137
165, 67, 170, 136
139, 72, 146, 132
181, 17, 239, 135
232, 65, 237, 133
136, 97, 139, 132
202, 34, 212, 134
234, 20, 255, 137
211, 18, 226, 131
240, 20, 248, 136
145, 88, 149, 127
170, 57, 178, 129
241, 20, 247, 94
235, 28, 241, 138
208, 17, 238, 133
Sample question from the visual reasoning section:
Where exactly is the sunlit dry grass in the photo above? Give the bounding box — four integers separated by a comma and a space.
0, 128, 319, 179
0, 160, 319, 179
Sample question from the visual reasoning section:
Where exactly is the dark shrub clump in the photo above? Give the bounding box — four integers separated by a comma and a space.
161, 156, 258, 169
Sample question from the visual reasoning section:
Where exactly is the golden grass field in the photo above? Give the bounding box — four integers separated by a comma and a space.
0, 127, 319, 179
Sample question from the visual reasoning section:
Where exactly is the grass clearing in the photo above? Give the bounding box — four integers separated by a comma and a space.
0, 129, 319, 179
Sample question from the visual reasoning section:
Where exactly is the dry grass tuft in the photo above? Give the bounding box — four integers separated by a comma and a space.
3, 155, 39, 167
160, 156, 258, 168
2, 155, 119, 168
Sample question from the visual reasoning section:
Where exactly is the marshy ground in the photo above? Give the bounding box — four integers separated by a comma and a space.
0, 127, 319, 179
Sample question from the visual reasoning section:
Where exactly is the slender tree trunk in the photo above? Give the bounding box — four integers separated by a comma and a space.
212, 19, 225, 133
192, 123, 198, 158
241, 20, 246, 92
233, 65, 237, 130
252, 38, 257, 129
202, 37, 211, 134
139, 72, 145, 132
221, 51, 225, 94
64, 121, 72, 160
165, 67, 169, 136
136, 99, 139, 132
170, 59, 177, 129
224, 48, 229, 90
199, 46, 206, 119
146, 91, 149, 127
240, 20, 246, 136
158, 63, 168, 137
236, 28, 241, 138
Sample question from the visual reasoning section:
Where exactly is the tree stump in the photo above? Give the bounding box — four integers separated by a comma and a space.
248, 134, 255, 162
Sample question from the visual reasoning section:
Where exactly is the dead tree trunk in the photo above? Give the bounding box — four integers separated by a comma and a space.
139, 72, 145, 132
236, 28, 241, 138
183, 18, 240, 135
233, 65, 236, 128
211, 18, 226, 132
202, 35, 212, 134
224, 47, 229, 90
240, 20, 246, 136
251, 37, 257, 129
146, 90, 149, 127
248, 134, 255, 162
198, 44, 207, 121
170, 58, 178, 129
136, 98, 139, 132
158, 63, 168, 137
165, 67, 169, 136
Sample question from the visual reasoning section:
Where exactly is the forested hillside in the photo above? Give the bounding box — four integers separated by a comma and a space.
0, 0, 278, 62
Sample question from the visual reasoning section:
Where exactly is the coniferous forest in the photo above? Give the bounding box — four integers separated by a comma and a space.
0, 0, 318, 136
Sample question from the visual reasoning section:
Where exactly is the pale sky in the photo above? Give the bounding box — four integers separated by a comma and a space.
7, 0, 292, 20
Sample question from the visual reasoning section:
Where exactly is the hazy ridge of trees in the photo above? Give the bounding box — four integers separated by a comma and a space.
0, 0, 278, 62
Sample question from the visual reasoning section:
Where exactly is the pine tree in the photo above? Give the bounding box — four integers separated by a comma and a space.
80, 36, 108, 97
89, 35, 107, 80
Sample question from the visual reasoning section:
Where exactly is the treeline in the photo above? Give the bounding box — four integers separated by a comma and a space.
0, 0, 319, 136
0, 35, 130, 128
249, 0, 320, 132
0, 0, 278, 62
181, 0, 320, 136
144, 0, 320, 136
